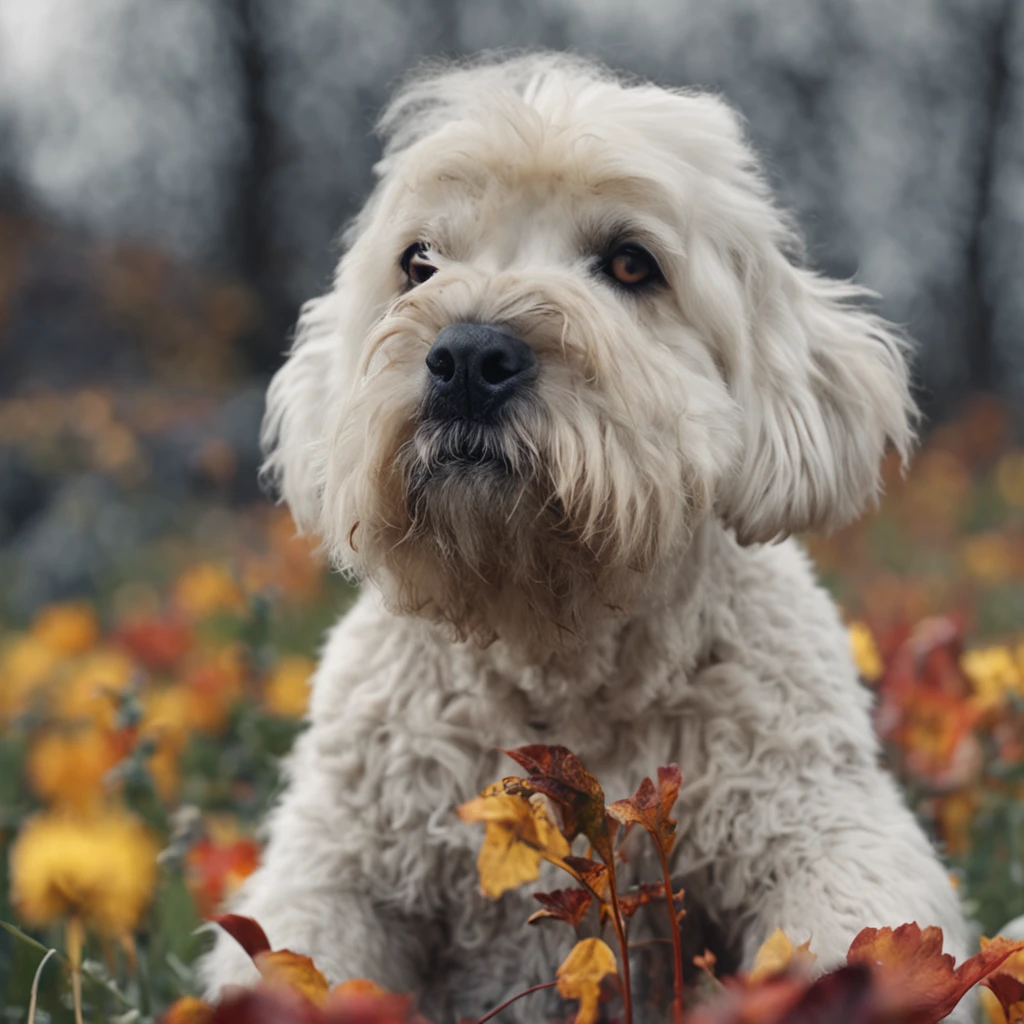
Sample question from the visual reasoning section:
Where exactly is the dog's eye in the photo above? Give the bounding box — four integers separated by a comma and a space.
605, 244, 659, 287
401, 242, 437, 285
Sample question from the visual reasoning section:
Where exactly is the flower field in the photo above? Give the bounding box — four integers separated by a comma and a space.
0, 394, 1022, 1022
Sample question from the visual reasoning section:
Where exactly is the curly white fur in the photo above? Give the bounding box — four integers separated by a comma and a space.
201, 53, 968, 1021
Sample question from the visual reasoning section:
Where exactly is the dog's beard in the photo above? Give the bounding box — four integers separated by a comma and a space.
325, 395, 687, 656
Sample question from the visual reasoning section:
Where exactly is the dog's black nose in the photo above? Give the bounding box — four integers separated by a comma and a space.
425, 323, 537, 422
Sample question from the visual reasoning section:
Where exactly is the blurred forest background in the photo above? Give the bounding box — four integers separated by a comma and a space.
1, 2, 1024, 1021
0, 0, 1023, 616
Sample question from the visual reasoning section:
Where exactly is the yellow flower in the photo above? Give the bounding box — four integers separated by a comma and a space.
31, 602, 100, 656
27, 726, 122, 812
263, 656, 315, 718
996, 450, 1024, 508
173, 563, 245, 619
0, 634, 61, 721
961, 533, 1015, 584
849, 621, 884, 682
10, 810, 159, 937
963, 646, 1023, 713
53, 649, 135, 728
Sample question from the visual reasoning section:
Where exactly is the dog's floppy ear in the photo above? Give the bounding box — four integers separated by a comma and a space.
260, 289, 344, 534
713, 244, 917, 544
673, 99, 918, 546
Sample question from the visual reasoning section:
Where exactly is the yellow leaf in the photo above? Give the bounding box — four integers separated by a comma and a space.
458, 791, 570, 899
749, 928, 816, 983
556, 938, 618, 1024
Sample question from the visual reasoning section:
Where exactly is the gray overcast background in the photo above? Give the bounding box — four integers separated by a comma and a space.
0, 0, 1021, 419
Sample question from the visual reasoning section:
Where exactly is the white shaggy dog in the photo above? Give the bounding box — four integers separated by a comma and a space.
202, 54, 969, 1020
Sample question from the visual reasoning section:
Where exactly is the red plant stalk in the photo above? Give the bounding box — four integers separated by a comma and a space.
654, 842, 684, 1024
605, 869, 634, 1024
473, 980, 557, 1024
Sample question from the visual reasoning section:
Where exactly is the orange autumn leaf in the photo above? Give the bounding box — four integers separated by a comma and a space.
502, 745, 614, 862
163, 996, 215, 1024
749, 928, 817, 985
255, 949, 331, 1004
983, 974, 1024, 1024
457, 790, 570, 899
330, 979, 389, 1000
606, 764, 682, 854
556, 937, 619, 1024
616, 881, 686, 922
847, 923, 1024, 1020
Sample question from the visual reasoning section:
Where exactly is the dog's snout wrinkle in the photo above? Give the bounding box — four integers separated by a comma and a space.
425, 322, 537, 424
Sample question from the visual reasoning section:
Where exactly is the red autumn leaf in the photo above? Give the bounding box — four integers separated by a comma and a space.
528, 887, 594, 926
847, 923, 1024, 1020
203, 986, 320, 1024
212, 913, 272, 959
616, 881, 686, 921
502, 745, 614, 861
563, 855, 610, 900
607, 765, 682, 854
688, 964, 879, 1024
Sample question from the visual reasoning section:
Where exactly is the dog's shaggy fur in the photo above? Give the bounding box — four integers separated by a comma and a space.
201, 54, 968, 1020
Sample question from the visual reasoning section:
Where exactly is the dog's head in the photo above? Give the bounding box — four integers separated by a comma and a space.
262, 54, 915, 655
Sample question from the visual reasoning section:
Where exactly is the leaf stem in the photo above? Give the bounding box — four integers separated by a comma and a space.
27, 948, 57, 1024
0, 920, 135, 1010
654, 841, 684, 1024
474, 980, 558, 1024
606, 872, 634, 1024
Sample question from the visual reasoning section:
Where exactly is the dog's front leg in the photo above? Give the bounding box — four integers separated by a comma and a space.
730, 767, 967, 972
197, 718, 442, 1002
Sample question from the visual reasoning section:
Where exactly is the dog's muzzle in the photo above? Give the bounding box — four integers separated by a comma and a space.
425, 323, 537, 424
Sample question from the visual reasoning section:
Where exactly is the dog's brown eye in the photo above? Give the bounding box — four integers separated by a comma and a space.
606, 244, 658, 287
401, 242, 437, 285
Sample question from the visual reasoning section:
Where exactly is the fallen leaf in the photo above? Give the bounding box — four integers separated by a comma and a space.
556, 938, 619, 1024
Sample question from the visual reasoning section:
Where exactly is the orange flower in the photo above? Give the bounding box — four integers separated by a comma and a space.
183, 643, 246, 734
173, 563, 246, 620
26, 726, 125, 812
52, 649, 135, 729
186, 822, 261, 918
31, 602, 100, 656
